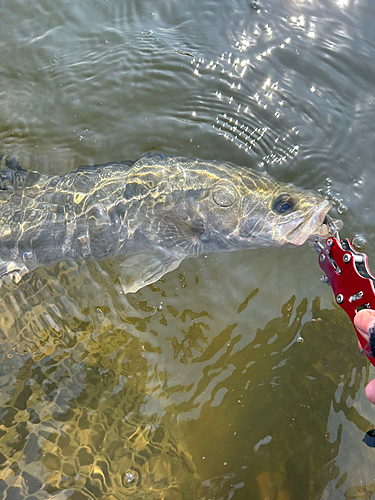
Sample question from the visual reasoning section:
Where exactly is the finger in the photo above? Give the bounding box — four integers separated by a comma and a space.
354, 309, 375, 341
365, 379, 375, 405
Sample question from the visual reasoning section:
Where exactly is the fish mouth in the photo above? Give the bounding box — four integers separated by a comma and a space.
285, 199, 343, 246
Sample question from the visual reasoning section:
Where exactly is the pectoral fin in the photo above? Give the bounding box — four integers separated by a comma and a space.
119, 247, 183, 294
153, 213, 204, 257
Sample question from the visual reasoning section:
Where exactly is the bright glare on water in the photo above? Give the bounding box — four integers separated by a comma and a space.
1, 0, 375, 499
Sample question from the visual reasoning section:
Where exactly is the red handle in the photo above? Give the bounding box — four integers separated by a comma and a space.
318, 237, 375, 367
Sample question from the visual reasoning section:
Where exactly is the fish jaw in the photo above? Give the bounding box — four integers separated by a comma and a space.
283, 199, 341, 246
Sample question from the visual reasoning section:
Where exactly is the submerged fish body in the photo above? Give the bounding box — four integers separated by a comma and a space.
0, 154, 334, 292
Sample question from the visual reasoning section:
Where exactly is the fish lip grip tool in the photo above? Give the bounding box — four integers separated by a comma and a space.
315, 237, 375, 367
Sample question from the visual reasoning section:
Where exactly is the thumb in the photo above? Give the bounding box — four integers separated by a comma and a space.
365, 379, 375, 405
354, 309, 375, 340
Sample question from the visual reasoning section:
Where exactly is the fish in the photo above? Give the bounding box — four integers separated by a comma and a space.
0, 154, 338, 293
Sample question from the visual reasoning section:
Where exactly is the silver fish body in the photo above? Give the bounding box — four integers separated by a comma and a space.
0, 154, 334, 292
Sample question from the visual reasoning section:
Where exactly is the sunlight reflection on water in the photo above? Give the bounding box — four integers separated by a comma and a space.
1, 0, 375, 498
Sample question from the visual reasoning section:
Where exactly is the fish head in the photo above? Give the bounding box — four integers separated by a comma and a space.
236, 175, 341, 248
198, 166, 340, 250
132, 156, 340, 254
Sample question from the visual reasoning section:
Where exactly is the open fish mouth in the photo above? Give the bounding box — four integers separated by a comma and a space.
286, 199, 343, 246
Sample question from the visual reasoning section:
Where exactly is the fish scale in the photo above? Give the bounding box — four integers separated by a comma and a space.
0, 153, 335, 292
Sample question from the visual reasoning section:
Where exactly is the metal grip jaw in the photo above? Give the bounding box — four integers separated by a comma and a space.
316, 237, 375, 367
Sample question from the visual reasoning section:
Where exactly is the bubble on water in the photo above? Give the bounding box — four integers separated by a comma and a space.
317, 178, 348, 216
325, 177, 332, 187
337, 204, 348, 215
250, 0, 262, 12
122, 470, 139, 488
179, 274, 187, 288
352, 234, 367, 251
49, 56, 59, 66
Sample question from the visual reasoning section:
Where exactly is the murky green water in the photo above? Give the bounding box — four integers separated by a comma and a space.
1, 0, 375, 498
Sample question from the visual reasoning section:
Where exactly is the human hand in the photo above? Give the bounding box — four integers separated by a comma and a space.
354, 309, 375, 404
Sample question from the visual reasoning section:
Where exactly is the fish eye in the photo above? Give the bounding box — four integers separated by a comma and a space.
272, 194, 295, 214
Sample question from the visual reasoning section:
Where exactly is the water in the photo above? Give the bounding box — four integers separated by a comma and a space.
1, 0, 375, 498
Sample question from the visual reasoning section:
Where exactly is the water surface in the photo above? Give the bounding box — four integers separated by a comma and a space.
1, 0, 375, 498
